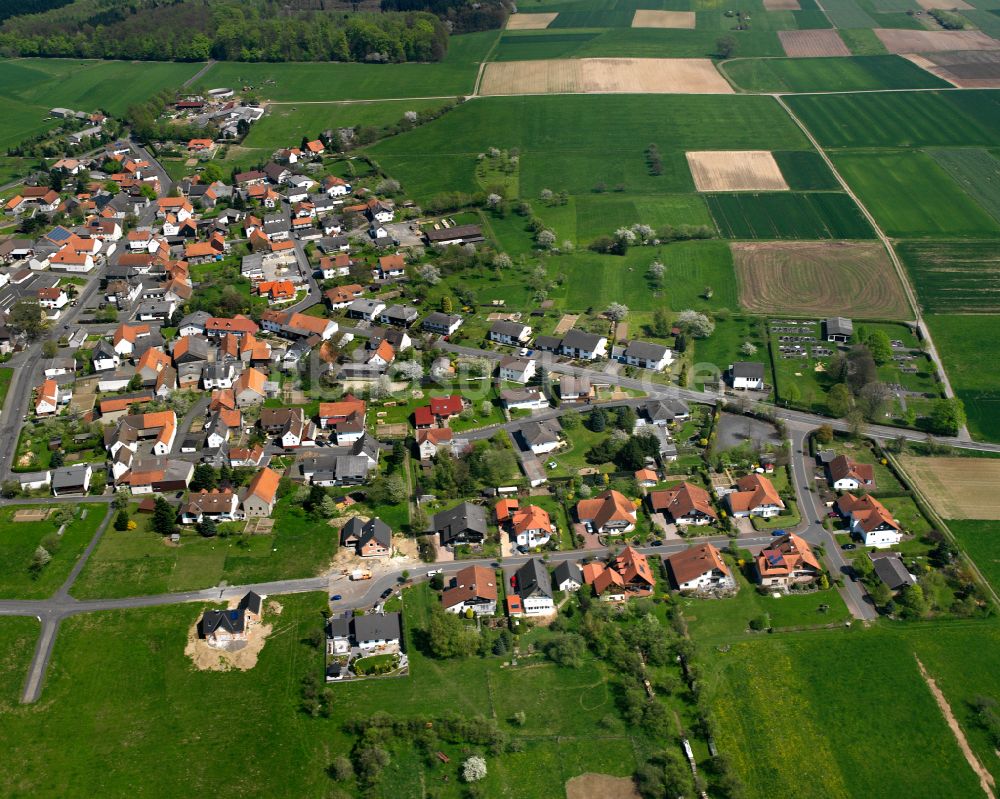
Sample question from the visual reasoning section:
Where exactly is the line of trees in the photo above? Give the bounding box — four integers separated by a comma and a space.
0, 0, 449, 63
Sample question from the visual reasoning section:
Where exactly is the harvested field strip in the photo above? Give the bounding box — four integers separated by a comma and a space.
733, 240, 910, 318
764, 0, 801, 9
708, 192, 875, 239
477, 58, 734, 95
632, 9, 697, 27
915, 0, 971, 6
724, 55, 950, 92
898, 241, 1000, 313
929, 147, 1000, 221
834, 150, 1000, 238
874, 27, 1000, 53
899, 456, 1000, 520
687, 150, 789, 192
506, 12, 558, 29
778, 29, 851, 57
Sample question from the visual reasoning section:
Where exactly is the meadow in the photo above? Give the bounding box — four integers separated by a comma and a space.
927, 313, 1000, 441
194, 32, 496, 102
367, 93, 811, 203
723, 55, 949, 92
706, 191, 875, 239
787, 89, 1000, 149
0, 618, 38, 705
702, 627, 991, 799
833, 150, 1000, 238
897, 241, 1000, 313
0, 505, 106, 600
947, 519, 1000, 593
929, 147, 1000, 223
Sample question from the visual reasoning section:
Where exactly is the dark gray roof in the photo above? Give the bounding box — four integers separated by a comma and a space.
534, 335, 562, 351
490, 319, 528, 338
521, 419, 560, 447
515, 557, 552, 600
873, 555, 914, 591
239, 591, 262, 615
824, 317, 853, 337
433, 501, 488, 545
562, 329, 603, 350
553, 559, 582, 587
623, 339, 669, 360
732, 361, 765, 379
51, 464, 90, 491
327, 617, 350, 638
352, 612, 401, 643
422, 312, 461, 330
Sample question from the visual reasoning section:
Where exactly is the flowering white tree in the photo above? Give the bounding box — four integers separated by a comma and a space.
605, 303, 628, 322
463, 756, 487, 783
537, 229, 556, 249
614, 227, 637, 245
676, 309, 715, 339
740, 341, 757, 356
493, 252, 513, 270
393, 361, 424, 381
539, 188, 553, 203
404, 110, 418, 123
632, 223, 654, 242
486, 193, 503, 209
416, 264, 441, 285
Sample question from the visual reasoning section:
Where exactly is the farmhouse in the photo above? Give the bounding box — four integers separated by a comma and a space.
576, 489, 637, 535
425, 224, 485, 247
442, 565, 497, 616
665, 544, 735, 595
648, 482, 716, 526
754, 533, 821, 589
836, 493, 902, 548
726, 474, 784, 518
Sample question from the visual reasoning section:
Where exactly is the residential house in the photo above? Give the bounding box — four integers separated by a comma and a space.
754, 533, 821, 589
726, 474, 785, 519
352, 613, 401, 651
498, 356, 535, 384
576, 489, 637, 535
836, 493, 903, 549
872, 552, 915, 591
519, 419, 561, 455
552, 560, 583, 593
181, 489, 241, 525
199, 592, 263, 646
233, 367, 267, 408
827, 454, 875, 491
729, 362, 765, 391
442, 565, 498, 616
489, 320, 531, 346
615, 340, 673, 371
582, 547, 655, 601
340, 517, 392, 557
379, 304, 419, 328
346, 299, 386, 322
241, 466, 281, 517
415, 428, 456, 462
509, 558, 554, 616
560, 329, 607, 360
35, 379, 68, 415
422, 312, 463, 336
372, 253, 405, 280
433, 502, 488, 547
51, 464, 92, 496
413, 395, 464, 429
559, 375, 593, 402
496, 499, 555, 549
259, 407, 314, 448
665, 544, 736, 595
112, 322, 151, 356
500, 388, 547, 411
324, 283, 364, 308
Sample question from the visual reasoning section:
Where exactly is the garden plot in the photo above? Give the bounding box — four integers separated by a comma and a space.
687, 150, 789, 192
899, 456, 1000, 520
631, 10, 697, 28
904, 50, 1000, 87
506, 12, 559, 29
477, 58, 734, 95
778, 29, 851, 57
875, 28, 1000, 53
733, 241, 911, 318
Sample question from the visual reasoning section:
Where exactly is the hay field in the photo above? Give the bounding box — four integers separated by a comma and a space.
765, 0, 801, 8
734, 241, 911, 318
875, 28, 1000, 53
506, 12, 558, 29
631, 10, 697, 28
779, 30, 851, 57
914, 0, 972, 8
687, 150, 789, 191
904, 51, 1000, 87
899, 456, 1000, 519
477, 58, 734, 95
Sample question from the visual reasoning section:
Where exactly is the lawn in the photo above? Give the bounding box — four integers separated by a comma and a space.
704, 627, 989, 799
723, 55, 948, 93
0, 504, 106, 600
707, 192, 875, 239
948, 519, 1000, 593
898, 241, 1000, 314
193, 31, 497, 101
788, 89, 1000, 149
71, 498, 339, 599
927, 313, 1000, 442
368, 93, 810, 202
0, 617, 38, 704
0, 366, 13, 411
833, 150, 1000, 238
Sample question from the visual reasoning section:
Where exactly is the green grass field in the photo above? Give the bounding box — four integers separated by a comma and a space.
788, 90, 1000, 149
492, 28, 784, 59
927, 313, 1000, 442
897, 241, 1000, 313
368, 93, 810, 202
71, 498, 340, 599
947, 519, 1000, 593
723, 55, 948, 93
704, 628, 989, 799
0, 617, 38, 704
929, 148, 1000, 223
707, 192, 875, 239
195, 32, 496, 101
0, 505, 105, 600
772, 150, 840, 190
834, 150, 1000, 238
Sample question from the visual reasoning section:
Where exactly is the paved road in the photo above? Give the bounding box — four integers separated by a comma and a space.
182, 60, 216, 89
172, 395, 210, 454
287, 239, 321, 314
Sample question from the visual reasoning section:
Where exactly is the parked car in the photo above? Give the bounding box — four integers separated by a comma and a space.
842, 543, 856, 551
381, 588, 393, 599
330, 594, 342, 601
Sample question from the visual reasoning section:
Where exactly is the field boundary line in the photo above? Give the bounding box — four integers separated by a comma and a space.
887, 452, 1000, 608
267, 96, 460, 105
773, 94, 969, 440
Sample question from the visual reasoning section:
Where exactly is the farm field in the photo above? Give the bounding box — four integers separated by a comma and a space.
733, 240, 911, 318
786, 90, 1000, 149
897, 240, 1000, 313
506, 11, 559, 28
778, 29, 851, 56
927, 313, 1000, 442
929, 148, 1000, 223
477, 58, 734, 95
706, 191, 875, 239
192, 32, 495, 101
367, 93, 810, 202
723, 55, 950, 92
0, 586, 686, 798
771, 150, 840, 189
833, 150, 1000, 238
948, 519, 1000, 592
874, 27, 1000, 53
686, 150, 789, 192
0, 505, 105, 600
71, 498, 341, 599
904, 50, 1000, 88
898, 456, 1000, 519
704, 629, 989, 799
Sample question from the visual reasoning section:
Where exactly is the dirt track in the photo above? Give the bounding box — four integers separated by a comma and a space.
478, 58, 734, 96
687, 150, 788, 192
779, 30, 851, 57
